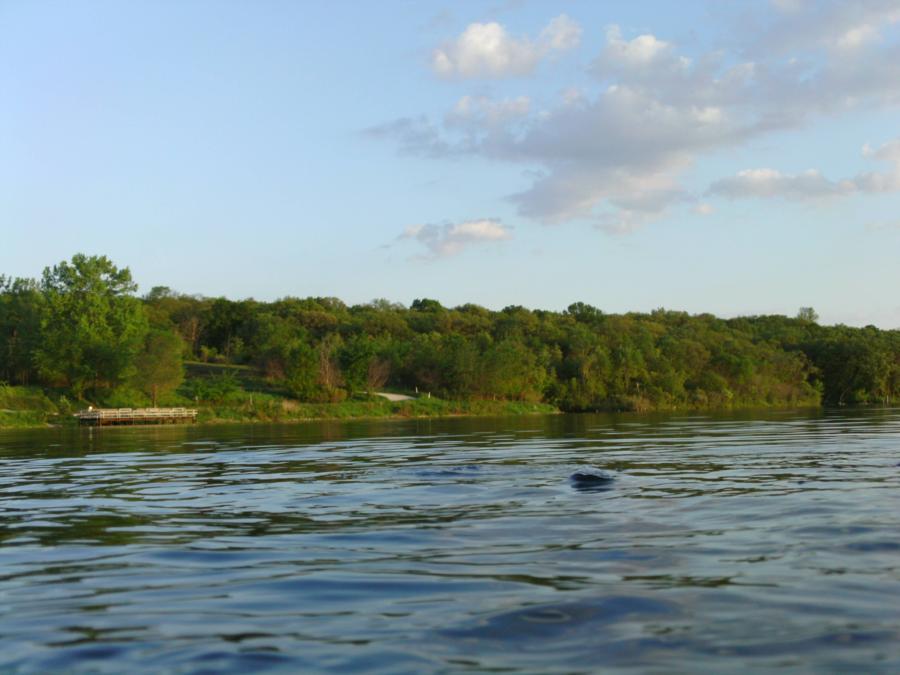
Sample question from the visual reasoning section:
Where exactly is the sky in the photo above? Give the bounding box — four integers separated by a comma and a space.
2, 0, 900, 327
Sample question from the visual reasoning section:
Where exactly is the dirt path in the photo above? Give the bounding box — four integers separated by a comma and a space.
374, 392, 415, 401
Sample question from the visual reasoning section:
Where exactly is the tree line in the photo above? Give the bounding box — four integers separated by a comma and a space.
1, 254, 898, 410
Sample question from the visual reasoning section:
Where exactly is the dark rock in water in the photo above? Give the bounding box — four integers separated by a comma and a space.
569, 468, 615, 491
570, 469, 613, 483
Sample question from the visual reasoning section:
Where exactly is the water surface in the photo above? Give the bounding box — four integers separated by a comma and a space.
1, 409, 899, 673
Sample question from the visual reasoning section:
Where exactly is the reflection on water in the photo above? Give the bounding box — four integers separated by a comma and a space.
1, 408, 900, 673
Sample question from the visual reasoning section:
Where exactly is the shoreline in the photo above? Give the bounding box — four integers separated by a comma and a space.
0, 399, 849, 431
0, 399, 562, 431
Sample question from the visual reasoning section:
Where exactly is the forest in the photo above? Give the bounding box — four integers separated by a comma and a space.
1, 254, 899, 422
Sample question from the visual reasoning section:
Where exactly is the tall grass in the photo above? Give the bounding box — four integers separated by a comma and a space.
0, 386, 60, 427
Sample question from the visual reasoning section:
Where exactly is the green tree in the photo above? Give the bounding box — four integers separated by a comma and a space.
0, 276, 43, 385
478, 339, 546, 401
796, 307, 819, 323
284, 340, 319, 400
34, 254, 148, 399
317, 333, 345, 401
133, 330, 185, 406
339, 334, 375, 395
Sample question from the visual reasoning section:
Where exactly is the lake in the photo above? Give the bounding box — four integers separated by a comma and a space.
1, 409, 899, 673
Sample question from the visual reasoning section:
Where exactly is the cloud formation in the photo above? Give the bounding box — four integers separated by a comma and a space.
708, 169, 855, 200
399, 219, 512, 258
761, 0, 900, 53
364, 116, 452, 158
432, 15, 581, 79
858, 138, 900, 192
446, 95, 531, 128
591, 25, 684, 77
708, 138, 900, 200
374, 3, 900, 232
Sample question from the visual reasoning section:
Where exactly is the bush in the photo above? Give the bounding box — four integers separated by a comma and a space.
180, 373, 242, 403
0, 385, 58, 412
102, 386, 148, 408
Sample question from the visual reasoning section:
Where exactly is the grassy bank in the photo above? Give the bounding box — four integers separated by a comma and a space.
0, 383, 559, 429
0, 385, 65, 428
180, 364, 559, 423
0, 364, 826, 431
196, 395, 559, 424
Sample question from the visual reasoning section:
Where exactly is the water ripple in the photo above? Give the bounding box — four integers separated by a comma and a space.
1, 408, 899, 672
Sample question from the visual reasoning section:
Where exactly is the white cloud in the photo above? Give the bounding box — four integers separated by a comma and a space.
863, 138, 900, 162
373, 6, 900, 232
432, 15, 580, 79
399, 219, 513, 258
390, 24, 763, 227
853, 142, 900, 191
693, 203, 715, 215
708, 168, 855, 200
540, 14, 583, 51
837, 23, 881, 49
709, 138, 900, 200
497, 78, 742, 225
595, 25, 675, 71
446, 95, 531, 127
758, 0, 900, 54
363, 116, 452, 158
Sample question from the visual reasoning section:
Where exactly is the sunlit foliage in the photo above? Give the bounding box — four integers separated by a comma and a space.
2, 256, 898, 411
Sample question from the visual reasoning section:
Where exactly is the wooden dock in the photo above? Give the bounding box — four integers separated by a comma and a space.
75, 407, 198, 426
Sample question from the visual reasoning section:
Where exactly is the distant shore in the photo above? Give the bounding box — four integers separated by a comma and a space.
0, 391, 560, 430
0, 379, 834, 432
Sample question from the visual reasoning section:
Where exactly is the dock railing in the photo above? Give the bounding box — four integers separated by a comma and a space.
75, 407, 199, 426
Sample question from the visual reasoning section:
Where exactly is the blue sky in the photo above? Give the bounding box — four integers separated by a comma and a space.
2, 0, 899, 327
